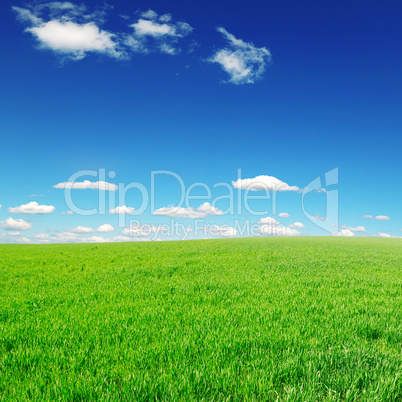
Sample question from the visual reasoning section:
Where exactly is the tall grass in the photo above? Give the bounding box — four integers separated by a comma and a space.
0, 237, 401, 400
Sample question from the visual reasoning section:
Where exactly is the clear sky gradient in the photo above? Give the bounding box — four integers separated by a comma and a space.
0, 0, 401, 242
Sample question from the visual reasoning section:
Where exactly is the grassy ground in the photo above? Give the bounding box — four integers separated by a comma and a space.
0, 237, 401, 400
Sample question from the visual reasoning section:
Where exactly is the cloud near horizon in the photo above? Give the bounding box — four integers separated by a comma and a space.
0, 217, 32, 231
332, 229, 355, 237
258, 216, 301, 236
68, 224, 115, 234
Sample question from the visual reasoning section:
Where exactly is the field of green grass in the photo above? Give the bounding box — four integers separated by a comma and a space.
0, 237, 401, 400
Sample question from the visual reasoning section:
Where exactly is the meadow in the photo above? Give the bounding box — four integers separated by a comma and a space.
0, 237, 401, 400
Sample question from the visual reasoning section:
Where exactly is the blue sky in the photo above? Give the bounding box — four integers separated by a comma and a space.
0, 0, 401, 243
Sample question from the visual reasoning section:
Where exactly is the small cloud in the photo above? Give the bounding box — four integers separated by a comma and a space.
61, 211, 74, 215
140, 9, 158, 20
17, 237, 32, 244
258, 216, 301, 236
53, 180, 117, 190
259, 217, 280, 225
97, 223, 115, 233
375, 215, 390, 221
122, 224, 161, 237
332, 229, 355, 237
34, 233, 50, 240
132, 19, 175, 37
86, 236, 111, 243
69, 226, 95, 234
109, 205, 135, 214
378, 232, 392, 238
67, 224, 115, 234
233, 175, 298, 192
2, 231, 21, 237
196, 202, 223, 216
153, 206, 205, 218
362, 215, 390, 220
341, 225, 365, 232
204, 225, 237, 237
209, 27, 271, 84
278, 212, 290, 218
126, 10, 193, 55
111, 235, 134, 242
290, 222, 305, 228
8, 201, 55, 214
0, 217, 32, 231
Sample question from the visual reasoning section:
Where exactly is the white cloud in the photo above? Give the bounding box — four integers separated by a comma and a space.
290, 222, 305, 228
13, 6, 43, 25
140, 10, 158, 20
8, 201, 55, 214
332, 229, 355, 237
259, 217, 280, 225
196, 202, 223, 216
209, 27, 271, 84
69, 226, 95, 234
260, 225, 300, 236
34, 233, 51, 240
127, 10, 193, 55
122, 224, 161, 237
67, 224, 114, 234
28, 21, 119, 60
375, 215, 390, 221
109, 206, 135, 214
53, 180, 118, 190
13, 4, 193, 62
0, 204, 2, 210
378, 232, 392, 238
8, 231, 21, 236
97, 223, 115, 233
233, 175, 298, 192
258, 216, 300, 236
17, 237, 32, 244
341, 225, 366, 232
13, 4, 122, 61
362, 215, 390, 220
111, 235, 133, 242
153, 206, 205, 218
86, 236, 111, 243
61, 210, 74, 215
278, 212, 290, 218
131, 16, 192, 38
132, 19, 175, 37
205, 225, 238, 237
53, 231, 81, 242
1, 218, 32, 231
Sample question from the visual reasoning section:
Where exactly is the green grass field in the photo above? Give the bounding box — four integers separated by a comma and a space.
0, 237, 401, 400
